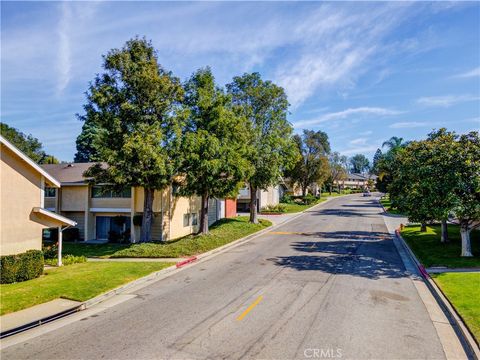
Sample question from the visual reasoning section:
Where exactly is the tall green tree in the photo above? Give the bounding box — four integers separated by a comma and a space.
327, 152, 348, 193
287, 130, 331, 196
74, 118, 100, 162
0, 122, 59, 164
78, 37, 185, 242
349, 154, 370, 174
371, 148, 383, 175
450, 131, 480, 256
226, 73, 297, 224
178, 68, 252, 234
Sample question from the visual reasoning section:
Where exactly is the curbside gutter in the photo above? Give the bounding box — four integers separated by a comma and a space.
394, 229, 480, 359
2, 195, 346, 339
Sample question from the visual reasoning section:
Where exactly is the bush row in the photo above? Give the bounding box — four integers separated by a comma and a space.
0, 250, 44, 284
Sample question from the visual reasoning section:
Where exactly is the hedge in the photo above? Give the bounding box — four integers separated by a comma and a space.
0, 250, 44, 284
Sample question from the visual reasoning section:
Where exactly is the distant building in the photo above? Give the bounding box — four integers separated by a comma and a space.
237, 183, 282, 212
334, 173, 377, 190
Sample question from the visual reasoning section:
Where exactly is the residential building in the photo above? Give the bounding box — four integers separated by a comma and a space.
237, 183, 281, 211
0, 135, 76, 257
40, 163, 233, 242
334, 173, 377, 190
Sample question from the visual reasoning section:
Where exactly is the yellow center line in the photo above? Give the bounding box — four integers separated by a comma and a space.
236, 295, 263, 321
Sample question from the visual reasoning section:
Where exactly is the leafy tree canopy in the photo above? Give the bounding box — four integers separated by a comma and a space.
287, 129, 331, 196
78, 37, 185, 242
226, 72, 298, 223
349, 153, 370, 174
178, 67, 253, 233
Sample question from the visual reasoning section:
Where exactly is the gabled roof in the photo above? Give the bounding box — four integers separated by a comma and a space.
346, 173, 368, 180
0, 135, 61, 188
41, 162, 101, 185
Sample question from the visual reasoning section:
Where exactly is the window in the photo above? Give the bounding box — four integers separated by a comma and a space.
183, 213, 198, 227
191, 213, 198, 226
92, 186, 131, 198
45, 187, 56, 198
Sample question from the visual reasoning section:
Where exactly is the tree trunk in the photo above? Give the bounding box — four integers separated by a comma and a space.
199, 193, 209, 235
301, 185, 307, 197
140, 188, 154, 243
249, 184, 258, 224
329, 184, 332, 195
440, 219, 449, 243
420, 223, 427, 232
460, 222, 473, 257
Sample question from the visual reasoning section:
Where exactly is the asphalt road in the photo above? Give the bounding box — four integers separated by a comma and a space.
2, 195, 447, 359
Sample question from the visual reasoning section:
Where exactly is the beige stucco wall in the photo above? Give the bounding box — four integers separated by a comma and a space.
0, 145, 45, 255
60, 186, 87, 211
168, 195, 201, 240
90, 197, 130, 209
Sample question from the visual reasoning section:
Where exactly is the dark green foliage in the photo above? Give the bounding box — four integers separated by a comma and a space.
77, 37, 185, 242
0, 250, 44, 284
349, 154, 370, 174
286, 130, 331, 197
179, 67, 252, 233
0, 122, 59, 164
226, 73, 298, 223
74, 118, 100, 162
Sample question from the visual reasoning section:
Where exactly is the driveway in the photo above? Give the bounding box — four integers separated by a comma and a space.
1, 195, 450, 359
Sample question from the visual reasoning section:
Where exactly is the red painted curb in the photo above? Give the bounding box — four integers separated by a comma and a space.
176, 256, 197, 268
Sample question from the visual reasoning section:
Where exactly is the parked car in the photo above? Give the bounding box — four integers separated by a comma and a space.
363, 190, 371, 197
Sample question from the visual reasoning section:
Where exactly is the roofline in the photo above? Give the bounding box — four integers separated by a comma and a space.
0, 135, 61, 188
32, 207, 77, 226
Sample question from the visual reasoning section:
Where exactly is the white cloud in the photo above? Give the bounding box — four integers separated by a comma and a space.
340, 146, 379, 156
389, 122, 429, 129
294, 107, 402, 127
57, 3, 72, 94
417, 95, 480, 108
453, 67, 480, 79
274, 2, 441, 107
349, 138, 368, 146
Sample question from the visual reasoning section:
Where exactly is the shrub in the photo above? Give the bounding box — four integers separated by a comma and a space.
42, 244, 58, 259
261, 204, 287, 213
44, 254, 87, 266
303, 194, 317, 205
0, 250, 44, 284
280, 194, 293, 204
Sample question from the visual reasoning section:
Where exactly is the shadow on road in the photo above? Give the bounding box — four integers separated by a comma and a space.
269, 231, 407, 279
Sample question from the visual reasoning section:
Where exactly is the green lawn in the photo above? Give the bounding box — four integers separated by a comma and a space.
0, 262, 171, 315
62, 216, 271, 259
280, 198, 327, 213
380, 194, 403, 215
431, 273, 480, 342
401, 225, 480, 268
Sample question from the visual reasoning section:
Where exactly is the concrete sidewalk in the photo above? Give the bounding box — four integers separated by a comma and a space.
0, 299, 82, 337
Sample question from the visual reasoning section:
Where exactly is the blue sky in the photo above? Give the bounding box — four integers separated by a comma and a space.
1, 1, 479, 162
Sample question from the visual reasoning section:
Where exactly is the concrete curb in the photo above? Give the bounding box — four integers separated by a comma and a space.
2, 195, 346, 339
395, 229, 480, 359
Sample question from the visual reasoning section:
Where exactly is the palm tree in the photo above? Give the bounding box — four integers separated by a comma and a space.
382, 136, 404, 151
